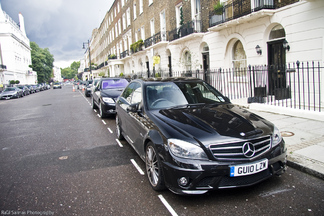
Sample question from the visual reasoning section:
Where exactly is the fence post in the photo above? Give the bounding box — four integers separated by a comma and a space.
296, 60, 300, 109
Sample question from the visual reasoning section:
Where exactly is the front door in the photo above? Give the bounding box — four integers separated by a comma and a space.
202, 53, 209, 82
267, 39, 287, 98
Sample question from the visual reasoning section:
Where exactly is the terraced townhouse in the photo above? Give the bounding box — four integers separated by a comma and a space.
82, 0, 324, 111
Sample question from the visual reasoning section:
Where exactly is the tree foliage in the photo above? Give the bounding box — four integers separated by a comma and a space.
61, 61, 80, 80
29, 42, 54, 83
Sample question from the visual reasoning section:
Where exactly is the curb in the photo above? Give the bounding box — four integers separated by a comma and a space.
287, 159, 324, 181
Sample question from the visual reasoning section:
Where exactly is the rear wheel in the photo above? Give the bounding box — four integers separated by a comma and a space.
145, 142, 166, 191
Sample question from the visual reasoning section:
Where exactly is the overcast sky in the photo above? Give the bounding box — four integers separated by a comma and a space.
1, 0, 114, 68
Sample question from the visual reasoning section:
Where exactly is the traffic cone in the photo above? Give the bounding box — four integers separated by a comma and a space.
73, 86, 75, 92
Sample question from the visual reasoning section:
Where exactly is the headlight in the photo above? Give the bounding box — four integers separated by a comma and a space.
102, 97, 115, 103
168, 139, 208, 160
272, 126, 282, 147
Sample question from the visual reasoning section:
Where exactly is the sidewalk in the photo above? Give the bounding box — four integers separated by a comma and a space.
232, 100, 324, 180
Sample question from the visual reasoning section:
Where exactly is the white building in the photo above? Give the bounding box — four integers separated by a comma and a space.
53, 65, 62, 82
0, 3, 37, 86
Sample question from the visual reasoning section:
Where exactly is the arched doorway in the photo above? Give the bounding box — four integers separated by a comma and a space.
201, 43, 209, 82
267, 24, 289, 99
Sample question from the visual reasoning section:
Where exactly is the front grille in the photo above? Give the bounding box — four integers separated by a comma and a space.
209, 136, 271, 161
218, 169, 271, 188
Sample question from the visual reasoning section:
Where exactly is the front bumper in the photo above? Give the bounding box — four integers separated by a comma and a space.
0, 95, 17, 99
102, 102, 117, 115
162, 141, 287, 195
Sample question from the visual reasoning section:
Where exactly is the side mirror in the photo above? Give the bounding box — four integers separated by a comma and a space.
224, 96, 231, 103
127, 103, 141, 113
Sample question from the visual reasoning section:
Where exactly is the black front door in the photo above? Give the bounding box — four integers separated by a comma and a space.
202, 53, 209, 82
268, 39, 288, 99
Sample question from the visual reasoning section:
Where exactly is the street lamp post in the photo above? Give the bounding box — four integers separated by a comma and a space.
83, 40, 92, 79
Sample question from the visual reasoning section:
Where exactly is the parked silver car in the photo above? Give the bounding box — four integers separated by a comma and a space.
0, 87, 23, 99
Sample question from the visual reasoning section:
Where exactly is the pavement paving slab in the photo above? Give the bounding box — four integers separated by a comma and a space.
234, 101, 324, 181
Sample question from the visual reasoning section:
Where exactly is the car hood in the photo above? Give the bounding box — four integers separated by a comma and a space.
1, 91, 17, 96
151, 104, 274, 145
100, 89, 124, 98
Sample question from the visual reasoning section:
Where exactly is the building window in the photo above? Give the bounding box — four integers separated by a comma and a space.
133, 2, 137, 20
118, 19, 122, 34
175, 3, 183, 29
150, 18, 155, 36
140, 0, 143, 14
141, 26, 145, 40
184, 51, 191, 72
232, 40, 247, 70
127, 8, 131, 27
123, 13, 126, 30
160, 11, 166, 41
135, 31, 138, 42
149, 0, 153, 6
269, 24, 285, 40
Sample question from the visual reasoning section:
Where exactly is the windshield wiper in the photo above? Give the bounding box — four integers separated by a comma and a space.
167, 103, 206, 110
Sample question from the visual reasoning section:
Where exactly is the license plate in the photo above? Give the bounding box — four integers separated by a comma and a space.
230, 159, 268, 177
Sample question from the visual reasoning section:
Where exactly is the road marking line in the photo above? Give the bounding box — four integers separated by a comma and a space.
158, 195, 178, 216
102, 120, 106, 125
130, 159, 145, 175
97, 114, 101, 118
116, 139, 123, 147
107, 128, 113, 133
93, 109, 97, 113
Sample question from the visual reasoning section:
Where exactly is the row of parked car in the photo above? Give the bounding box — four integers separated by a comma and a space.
75, 77, 287, 195
0, 83, 51, 100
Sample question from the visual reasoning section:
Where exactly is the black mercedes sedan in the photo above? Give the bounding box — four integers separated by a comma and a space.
92, 78, 129, 118
116, 77, 287, 195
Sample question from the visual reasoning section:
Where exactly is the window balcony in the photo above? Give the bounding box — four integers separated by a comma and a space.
169, 20, 202, 42
0, 64, 7, 70
144, 31, 168, 49
120, 50, 129, 59
209, 0, 295, 28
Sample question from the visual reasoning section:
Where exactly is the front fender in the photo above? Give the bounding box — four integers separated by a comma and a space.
144, 130, 166, 160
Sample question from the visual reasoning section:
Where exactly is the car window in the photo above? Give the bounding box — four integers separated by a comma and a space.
121, 82, 140, 104
101, 79, 128, 89
146, 83, 187, 109
130, 86, 142, 104
5, 88, 15, 91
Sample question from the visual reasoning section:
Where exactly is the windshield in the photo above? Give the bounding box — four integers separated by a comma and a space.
4, 88, 16, 92
101, 79, 128, 89
146, 81, 227, 110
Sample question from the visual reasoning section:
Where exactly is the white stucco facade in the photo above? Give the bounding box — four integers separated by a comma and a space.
0, 4, 37, 86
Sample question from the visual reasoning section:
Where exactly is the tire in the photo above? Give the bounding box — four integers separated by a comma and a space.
99, 102, 106, 118
91, 97, 97, 109
116, 115, 124, 140
145, 142, 166, 191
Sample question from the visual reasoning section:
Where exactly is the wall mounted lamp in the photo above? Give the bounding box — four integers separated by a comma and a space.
283, 39, 290, 51
255, 45, 262, 55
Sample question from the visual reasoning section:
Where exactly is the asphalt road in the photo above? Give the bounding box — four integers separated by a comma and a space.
0, 85, 323, 216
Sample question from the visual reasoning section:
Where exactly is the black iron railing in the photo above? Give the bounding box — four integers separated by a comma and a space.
209, 0, 298, 28
169, 20, 202, 42
120, 50, 129, 59
144, 32, 168, 48
134, 61, 322, 112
